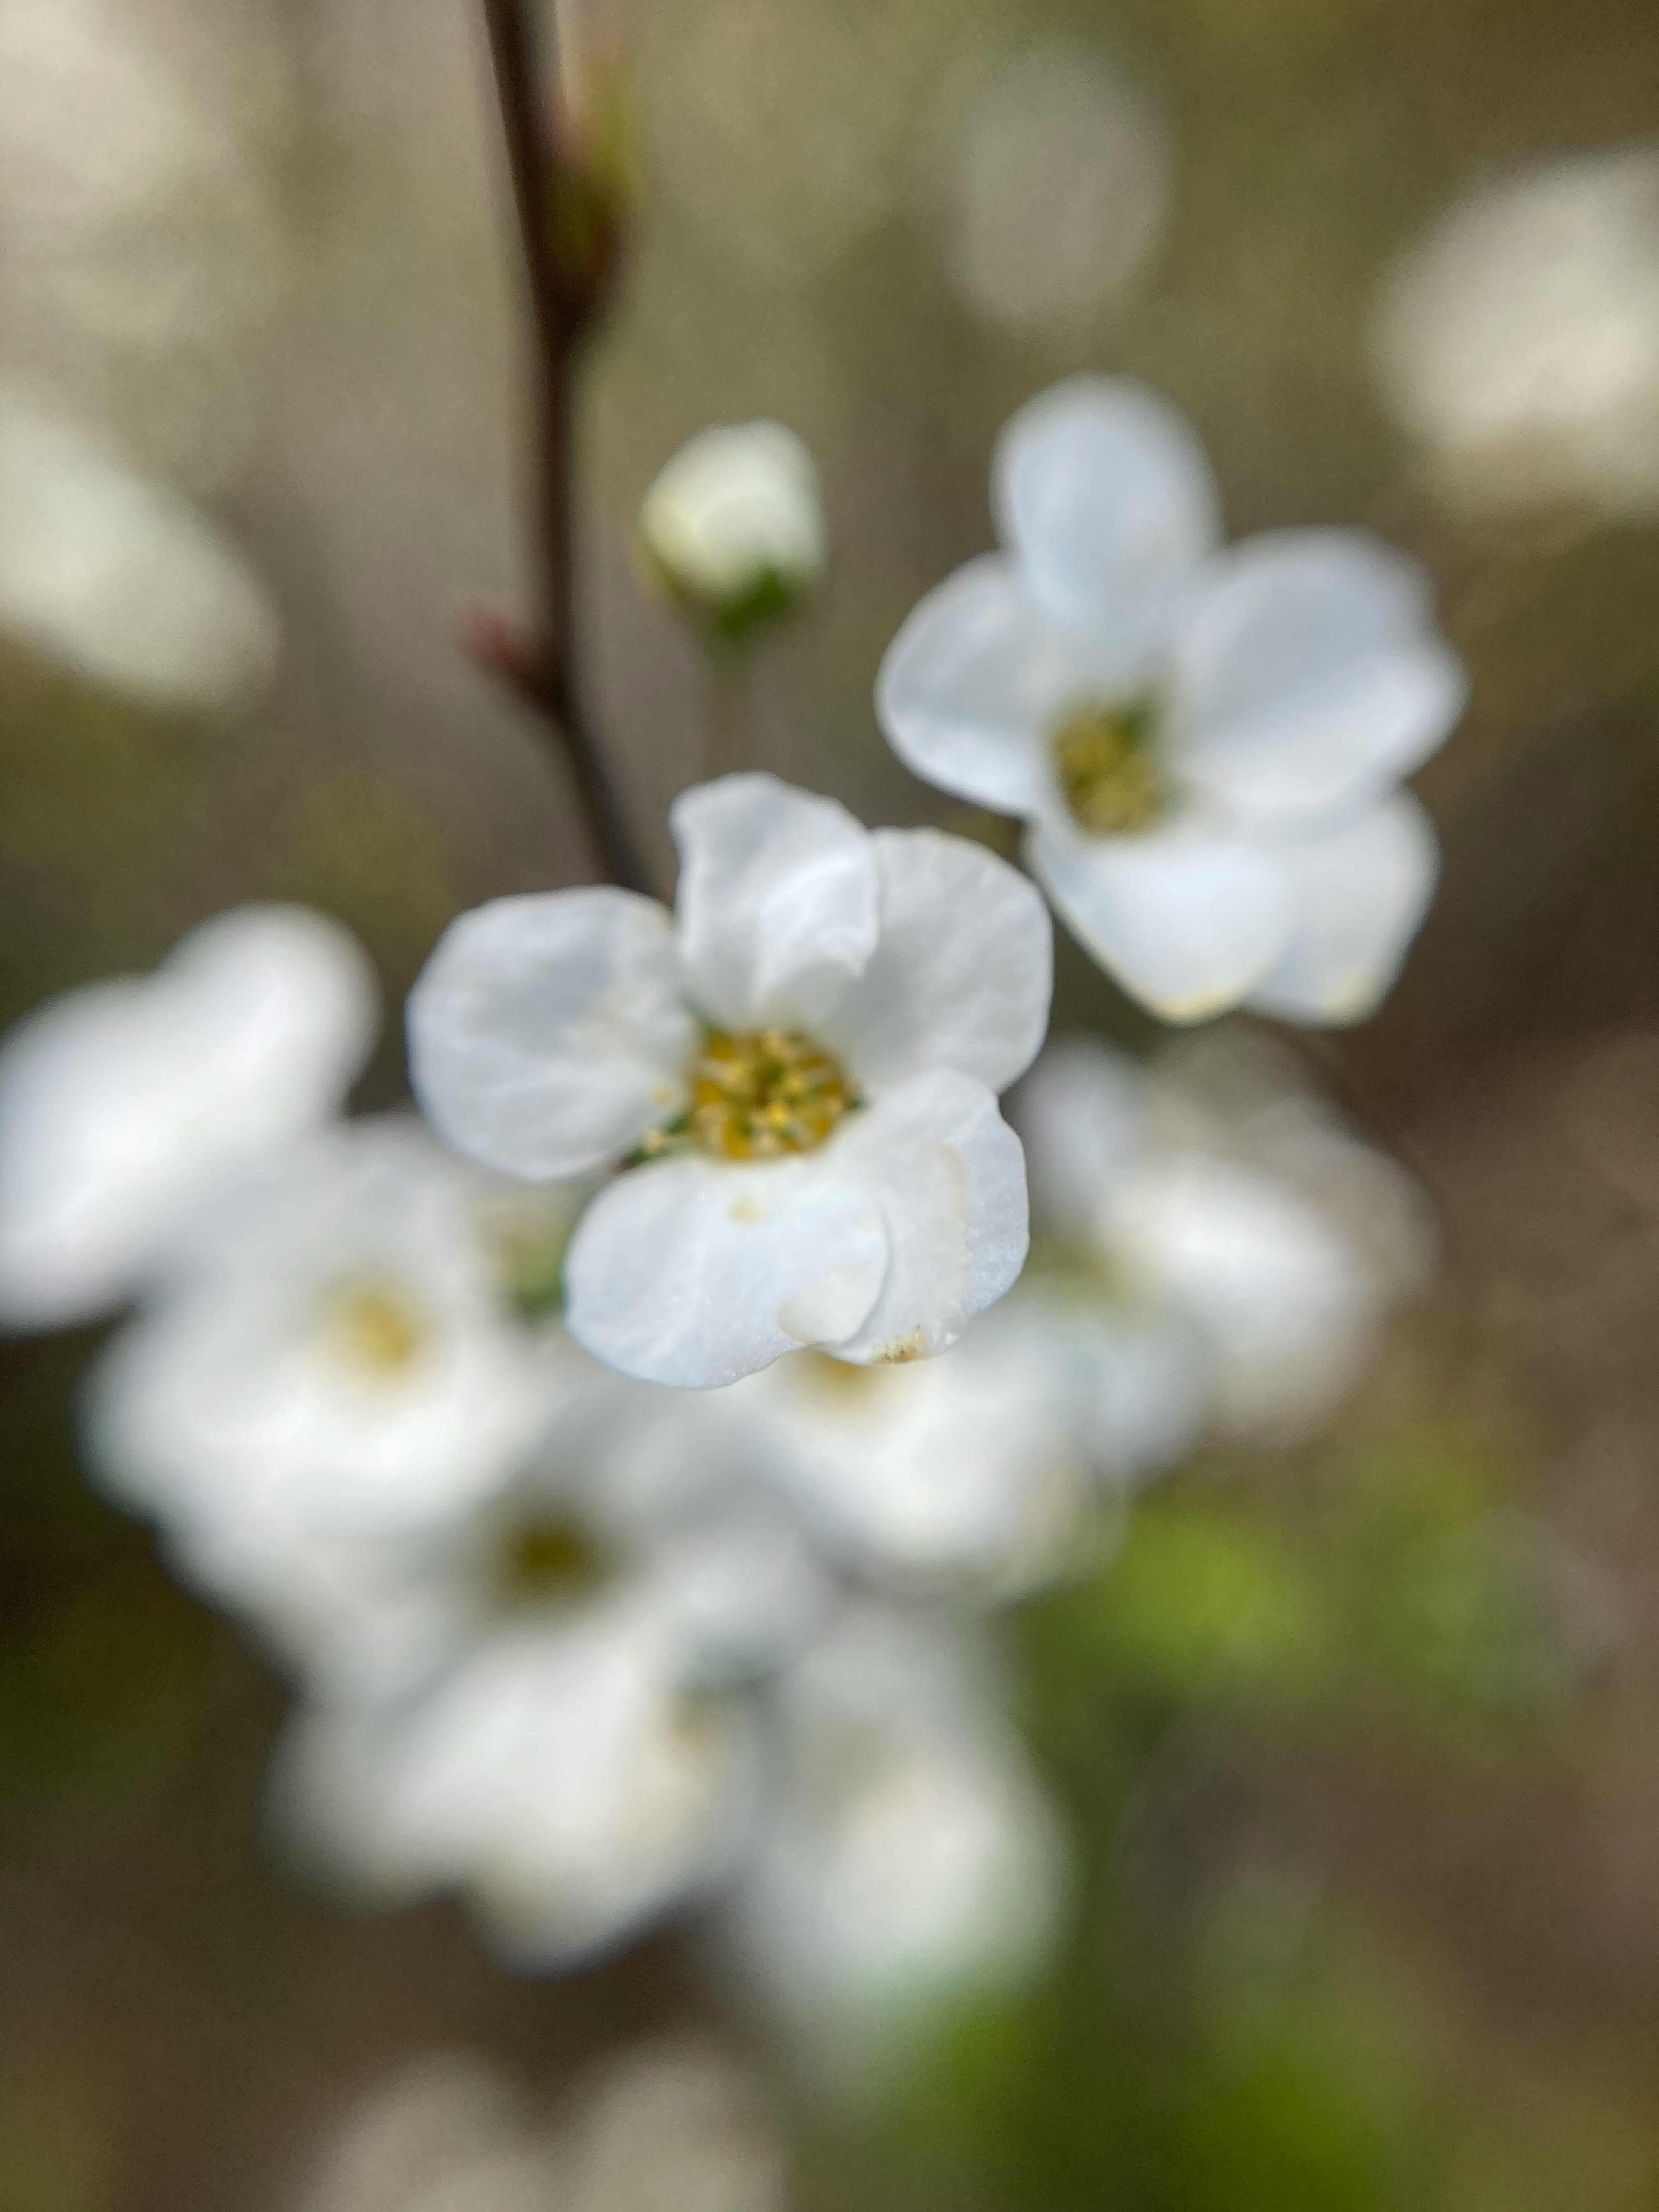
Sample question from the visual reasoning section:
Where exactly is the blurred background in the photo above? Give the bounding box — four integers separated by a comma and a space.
7, 0, 1659, 2205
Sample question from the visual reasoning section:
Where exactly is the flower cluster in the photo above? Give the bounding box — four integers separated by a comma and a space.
0, 370, 1451, 2084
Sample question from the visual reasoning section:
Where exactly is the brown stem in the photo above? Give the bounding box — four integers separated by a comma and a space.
479, 0, 648, 893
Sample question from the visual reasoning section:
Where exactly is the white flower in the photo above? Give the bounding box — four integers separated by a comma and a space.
0, 389, 279, 708
168, 1352, 825, 1705
1016, 1031, 1431, 1444
720, 1602, 1068, 2089
877, 376, 1467, 1025
1372, 147, 1659, 526
639, 423, 826, 642
717, 1302, 1104, 1596
289, 2043, 786, 2212
85, 1118, 558, 1538
408, 773, 1052, 1389
0, 904, 376, 1328
273, 1606, 762, 1972
941, 38, 1171, 340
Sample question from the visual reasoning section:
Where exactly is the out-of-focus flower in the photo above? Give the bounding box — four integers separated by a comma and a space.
939, 38, 1172, 340
0, 0, 290, 495
878, 377, 1465, 1025
1016, 1031, 1431, 1444
718, 1299, 1114, 1595
1372, 146, 1659, 527
273, 1604, 762, 1970
721, 1602, 1068, 2088
642, 0, 998, 289
639, 423, 826, 645
562, 2040, 787, 2212
0, 391, 279, 707
288, 2049, 553, 2212
169, 1352, 824, 1705
289, 2041, 786, 2212
0, 905, 376, 1329
85, 1119, 561, 1539
409, 773, 1051, 1389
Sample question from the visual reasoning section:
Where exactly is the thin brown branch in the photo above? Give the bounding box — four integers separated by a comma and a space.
479, 0, 648, 894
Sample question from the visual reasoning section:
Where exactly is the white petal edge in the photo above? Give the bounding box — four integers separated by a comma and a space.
875, 554, 1083, 817
671, 775, 880, 1032
826, 1069, 1030, 1368
1173, 529, 1468, 823
1244, 792, 1440, 1026
563, 1152, 888, 1389
821, 829, 1053, 1095
0, 905, 377, 1328
992, 376, 1221, 655
1027, 811, 1295, 1025
408, 889, 695, 1180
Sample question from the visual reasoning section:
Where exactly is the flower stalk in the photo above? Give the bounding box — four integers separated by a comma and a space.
477, 0, 648, 893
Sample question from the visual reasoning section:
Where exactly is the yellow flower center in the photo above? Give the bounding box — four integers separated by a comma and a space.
686, 1027, 856, 1161
327, 1280, 430, 1377
1051, 696, 1166, 836
495, 1514, 613, 1605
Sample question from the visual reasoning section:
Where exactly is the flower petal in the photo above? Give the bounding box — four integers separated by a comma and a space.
992, 376, 1221, 655
1245, 793, 1440, 1025
407, 889, 695, 1180
1172, 530, 1468, 823
1027, 812, 1294, 1023
875, 554, 1081, 817
1114, 1152, 1378, 1441
827, 1070, 1029, 1367
564, 1154, 888, 1389
671, 774, 880, 1031
0, 905, 377, 1328
820, 830, 1052, 1094
1010, 1035, 1150, 1240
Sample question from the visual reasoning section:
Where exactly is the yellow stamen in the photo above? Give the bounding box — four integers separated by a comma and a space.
328, 1281, 429, 1377
688, 1028, 856, 1160
1052, 697, 1166, 836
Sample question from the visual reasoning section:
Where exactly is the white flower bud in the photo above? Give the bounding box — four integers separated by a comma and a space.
638, 421, 826, 644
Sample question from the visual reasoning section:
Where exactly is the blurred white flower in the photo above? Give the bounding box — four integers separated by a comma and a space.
1373, 146, 1659, 526
562, 2040, 787, 2212
639, 423, 826, 643
940, 38, 1172, 340
877, 376, 1466, 1024
0, 904, 376, 1329
0, 0, 290, 495
274, 1604, 762, 1970
409, 773, 1051, 1389
289, 2041, 786, 2212
169, 1350, 824, 1705
1017, 1032, 1432, 1444
288, 2049, 555, 2212
86, 1119, 557, 1538
722, 1294, 1140, 1596
0, 391, 280, 707
721, 1602, 1068, 2088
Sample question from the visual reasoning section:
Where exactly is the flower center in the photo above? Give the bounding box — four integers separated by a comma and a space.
687, 1028, 856, 1161
327, 1279, 430, 1377
1051, 696, 1166, 836
494, 1513, 614, 1607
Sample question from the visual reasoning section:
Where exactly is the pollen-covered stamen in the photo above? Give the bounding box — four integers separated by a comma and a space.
687, 1027, 857, 1160
1052, 695, 1166, 836
327, 1278, 430, 1378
